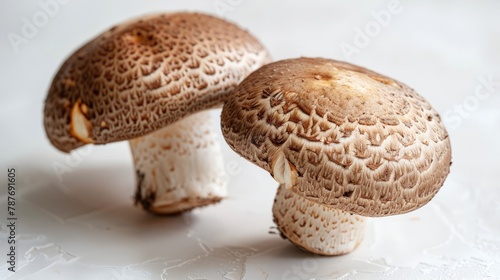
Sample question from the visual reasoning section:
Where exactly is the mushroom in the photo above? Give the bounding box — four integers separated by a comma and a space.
221, 57, 452, 255
44, 13, 271, 214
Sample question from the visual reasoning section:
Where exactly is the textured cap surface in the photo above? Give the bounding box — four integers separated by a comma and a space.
221, 57, 452, 217
44, 12, 270, 152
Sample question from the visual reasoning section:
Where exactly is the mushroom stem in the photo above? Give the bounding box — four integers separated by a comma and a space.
130, 111, 227, 214
273, 184, 366, 255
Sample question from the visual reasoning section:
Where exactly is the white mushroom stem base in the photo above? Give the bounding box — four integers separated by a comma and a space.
273, 185, 367, 255
129, 111, 227, 215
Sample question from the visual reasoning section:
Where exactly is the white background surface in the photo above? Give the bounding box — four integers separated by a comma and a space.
1, 1, 500, 279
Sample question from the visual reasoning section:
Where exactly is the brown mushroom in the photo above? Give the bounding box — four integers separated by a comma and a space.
44, 12, 271, 214
221, 57, 451, 255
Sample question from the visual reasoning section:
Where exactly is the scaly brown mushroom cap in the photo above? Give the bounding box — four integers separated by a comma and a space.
222, 57, 452, 217
44, 12, 270, 214
44, 12, 270, 152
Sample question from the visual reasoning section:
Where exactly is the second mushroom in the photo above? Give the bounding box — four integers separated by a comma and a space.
221, 57, 452, 255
